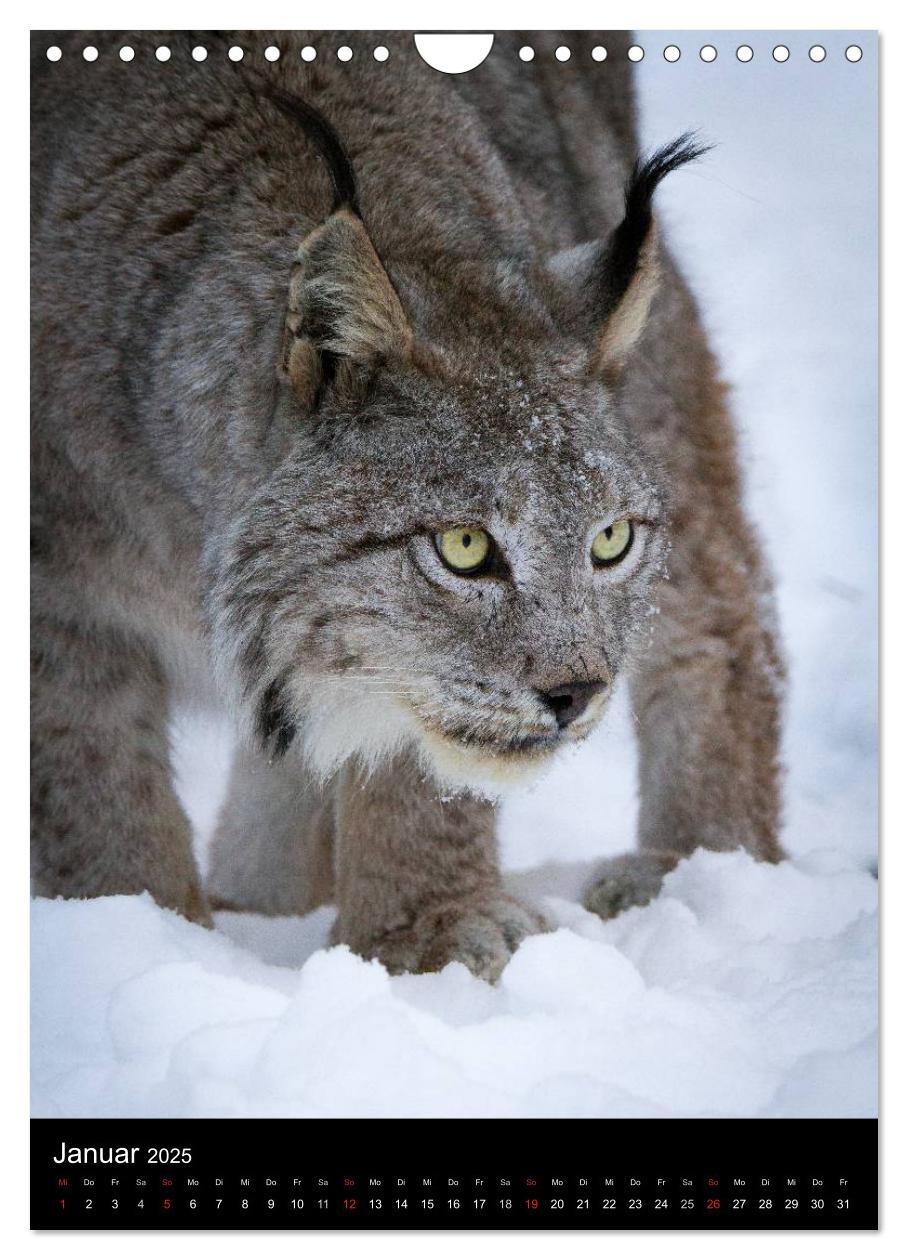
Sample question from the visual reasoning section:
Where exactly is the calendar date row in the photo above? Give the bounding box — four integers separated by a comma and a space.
54, 1193, 856, 1216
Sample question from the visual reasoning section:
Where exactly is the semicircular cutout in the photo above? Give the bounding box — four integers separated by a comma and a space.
414, 33, 494, 74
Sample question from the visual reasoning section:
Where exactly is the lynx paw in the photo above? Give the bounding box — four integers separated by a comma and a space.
583, 852, 679, 922
158, 883, 213, 929
366, 896, 549, 982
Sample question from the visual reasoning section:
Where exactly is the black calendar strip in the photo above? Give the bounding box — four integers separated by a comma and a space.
31, 1117, 878, 1231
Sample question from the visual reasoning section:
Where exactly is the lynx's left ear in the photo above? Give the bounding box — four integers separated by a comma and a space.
548, 134, 708, 380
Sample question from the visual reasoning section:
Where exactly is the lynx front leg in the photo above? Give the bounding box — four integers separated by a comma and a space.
332, 753, 547, 980
586, 500, 785, 921
31, 615, 209, 922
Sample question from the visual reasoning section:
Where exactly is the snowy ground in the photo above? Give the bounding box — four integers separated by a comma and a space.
31, 32, 877, 1119
33, 850, 876, 1118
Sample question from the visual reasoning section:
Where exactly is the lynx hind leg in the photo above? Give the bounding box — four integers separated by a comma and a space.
206, 743, 334, 917
31, 614, 210, 924
585, 567, 784, 923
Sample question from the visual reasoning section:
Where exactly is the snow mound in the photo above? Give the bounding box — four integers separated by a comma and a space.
31, 849, 876, 1119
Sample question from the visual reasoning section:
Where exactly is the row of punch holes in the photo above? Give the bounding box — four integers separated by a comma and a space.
46, 42, 865, 65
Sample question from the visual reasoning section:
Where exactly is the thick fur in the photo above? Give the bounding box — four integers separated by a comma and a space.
31, 31, 784, 978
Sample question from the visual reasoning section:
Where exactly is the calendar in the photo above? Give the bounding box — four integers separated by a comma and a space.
32, 1119, 877, 1230
30, 24, 879, 1235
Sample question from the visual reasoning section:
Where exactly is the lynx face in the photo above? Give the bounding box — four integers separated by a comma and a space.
209, 102, 698, 795
213, 353, 667, 795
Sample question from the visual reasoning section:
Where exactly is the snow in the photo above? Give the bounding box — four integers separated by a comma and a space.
32, 849, 876, 1118
31, 33, 877, 1119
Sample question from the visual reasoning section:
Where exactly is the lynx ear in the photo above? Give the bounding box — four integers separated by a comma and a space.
548, 134, 708, 380
263, 86, 411, 407
281, 209, 412, 407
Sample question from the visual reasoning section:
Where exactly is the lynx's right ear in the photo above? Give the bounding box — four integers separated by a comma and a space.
281, 210, 412, 407
266, 87, 412, 408
548, 134, 708, 381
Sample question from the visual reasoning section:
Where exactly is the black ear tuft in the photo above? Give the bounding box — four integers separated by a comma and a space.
543, 132, 712, 376
602, 132, 711, 315
265, 86, 361, 218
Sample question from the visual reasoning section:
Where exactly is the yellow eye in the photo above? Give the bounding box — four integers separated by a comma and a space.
591, 519, 634, 566
436, 526, 491, 575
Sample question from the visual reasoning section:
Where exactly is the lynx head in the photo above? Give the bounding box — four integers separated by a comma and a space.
213, 91, 705, 796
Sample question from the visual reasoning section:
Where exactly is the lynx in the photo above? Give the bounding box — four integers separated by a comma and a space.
31, 31, 783, 980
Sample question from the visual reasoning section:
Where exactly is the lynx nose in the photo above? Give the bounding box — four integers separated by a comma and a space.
539, 681, 607, 729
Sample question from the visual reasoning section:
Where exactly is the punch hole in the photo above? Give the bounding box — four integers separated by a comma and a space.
663, 45, 681, 62
809, 45, 827, 62
82, 46, 98, 62
772, 45, 790, 62
591, 46, 607, 62
373, 46, 390, 62
628, 45, 644, 62
736, 45, 754, 63
699, 45, 717, 62
46, 45, 62, 61
301, 46, 317, 62
555, 46, 571, 62
155, 46, 171, 62
518, 46, 534, 62
845, 45, 863, 62
337, 46, 353, 62
228, 46, 244, 63
414, 33, 494, 73
192, 46, 208, 62
119, 46, 135, 62
264, 46, 280, 62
